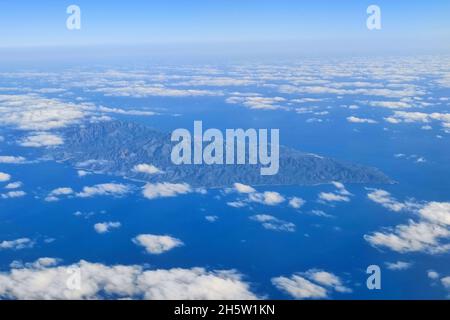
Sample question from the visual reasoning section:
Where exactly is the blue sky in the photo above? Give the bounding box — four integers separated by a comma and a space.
0, 1, 449, 57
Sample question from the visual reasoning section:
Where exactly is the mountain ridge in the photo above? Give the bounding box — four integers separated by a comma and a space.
50, 121, 393, 187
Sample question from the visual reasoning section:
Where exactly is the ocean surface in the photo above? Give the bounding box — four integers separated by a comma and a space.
0, 58, 449, 299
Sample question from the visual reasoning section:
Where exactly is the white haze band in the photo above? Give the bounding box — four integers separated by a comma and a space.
171, 121, 280, 176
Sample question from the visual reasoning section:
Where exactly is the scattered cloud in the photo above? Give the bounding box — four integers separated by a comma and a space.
0, 259, 259, 299
0, 94, 86, 131
77, 170, 90, 177
19, 132, 63, 147
385, 261, 413, 271
45, 187, 74, 202
309, 210, 333, 218
226, 95, 288, 110
384, 111, 450, 130
94, 222, 121, 234
98, 106, 157, 116
366, 190, 450, 254
272, 275, 327, 299
1, 190, 26, 199
347, 116, 377, 124
419, 202, 450, 226
394, 153, 427, 164
272, 269, 351, 299
0, 156, 26, 164
331, 181, 351, 196
364, 220, 450, 254
142, 182, 192, 199
133, 164, 162, 175
10, 257, 61, 270
94, 85, 221, 98
249, 191, 285, 206
227, 201, 247, 208
250, 214, 295, 232
318, 192, 350, 203
318, 182, 352, 203
233, 183, 256, 194
0, 172, 11, 182
427, 270, 440, 280
367, 101, 412, 109
0, 238, 34, 250
5, 181, 22, 189
441, 277, 450, 291
77, 183, 131, 198
289, 197, 306, 209
132, 234, 184, 254
205, 216, 219, 223
367, 189, 410, 212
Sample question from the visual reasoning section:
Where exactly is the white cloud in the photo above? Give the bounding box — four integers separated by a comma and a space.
229, 185, 286, 207
366, 190, 450, 254
272, 269, 351, 299
0, 156, 26, 164
0, 94, 86, 131
226, 95, 288, 110
427, 270, 440, 280
0, 259, 259, 300
303, 269, 351, 293
205, 216, 219, 223
309, 210, 333, 218
272, 275, 327, 299
384, 111, 450, 130
248, 191, 285, 206
227, 201, 247, 208
20, 132, 63, 147
132, 234, 184, 254
77, 183, 130, 198
132, 164, 162, 175
278, 84, 420, 99
1, 190, 26, 199
142, 182, 191, 199
76, 159, 110, 168
331, 181, 351, 196
77, 170, 90, 177
347, 116, 377, 124
233, 183, 256, 194
385, 117, 401, 124
367, 189, 409, 212
94, 222, 121, 234
419, 202, 450, 226
176, 77, 255, 87
367, 101, 412, 109
318, 192, 350, 202
98, 106, 157, 116
289, 197, 305, 209
94, 85, 221, 98
364, 220, 450, 254
5, 181, 22, 189
11, 257, 61, 269
250, 214, 295, 232
0, 238, 34, 250
385, 261, 413, 271
0, 172, 11, 182
385, 111, 430, 123
441, 276, 450, 290
45, 187, 74, 202
49, 187, 73, 195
